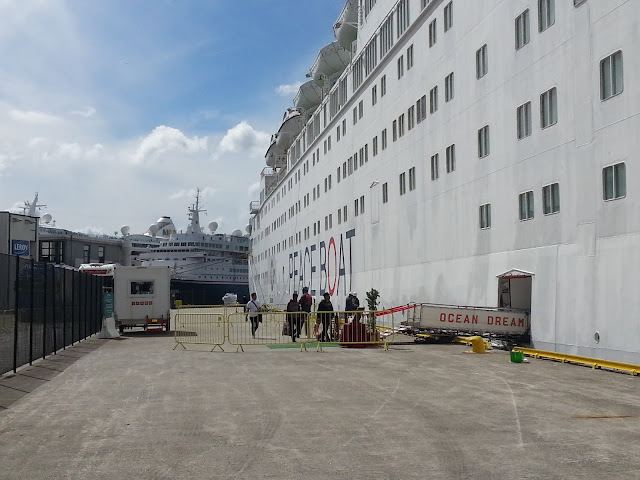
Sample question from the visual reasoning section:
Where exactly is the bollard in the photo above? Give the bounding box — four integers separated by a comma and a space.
470, 336, 487, 353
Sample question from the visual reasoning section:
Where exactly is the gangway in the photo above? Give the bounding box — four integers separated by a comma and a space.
403, 303, 530, 340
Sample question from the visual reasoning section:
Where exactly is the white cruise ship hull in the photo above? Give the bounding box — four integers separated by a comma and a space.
249, 0, 640, 363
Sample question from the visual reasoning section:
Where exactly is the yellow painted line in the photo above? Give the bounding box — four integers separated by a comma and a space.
512, 347, 640, 376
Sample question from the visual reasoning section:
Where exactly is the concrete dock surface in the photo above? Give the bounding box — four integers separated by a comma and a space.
0, 331, 639, 480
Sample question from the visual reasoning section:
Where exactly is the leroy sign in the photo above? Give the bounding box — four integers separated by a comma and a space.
11, 240, 30, 257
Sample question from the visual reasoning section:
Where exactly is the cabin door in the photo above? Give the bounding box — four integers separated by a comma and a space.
497, 270, 532, 311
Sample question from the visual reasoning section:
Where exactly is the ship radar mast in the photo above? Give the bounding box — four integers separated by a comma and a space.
186, 188, 207, 234
22, 192, 47, 216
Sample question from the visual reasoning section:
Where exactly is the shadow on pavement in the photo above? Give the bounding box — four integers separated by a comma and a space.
0, 338, 105, 410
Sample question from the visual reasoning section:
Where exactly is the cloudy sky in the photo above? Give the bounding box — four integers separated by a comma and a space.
0, 0, 345, 236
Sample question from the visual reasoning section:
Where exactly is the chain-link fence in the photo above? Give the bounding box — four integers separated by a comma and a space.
0, 253, 108, 375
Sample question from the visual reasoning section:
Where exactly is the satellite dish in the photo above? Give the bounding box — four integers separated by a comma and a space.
245, 224, 252, 234
149, 224, 159, 235
208, 222, 218, 233
232, 229, 242, 237
121, 225, 130, 236
41, 213, 52, 224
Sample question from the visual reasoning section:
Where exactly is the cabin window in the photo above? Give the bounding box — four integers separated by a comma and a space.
517, 101, 532, 139
445, 72, 454, 102
444, 2, 453, 31
538, 0, 555, 32
600, 51, 623, 100
446, 144, 456, 173
479, 204, 491, 229
519, 191, 534, 220
431, 154, 439, 180
603, 163, 626, 201
515, 10, 530, 50
542, 183, 560, 214
540, 87, 558, 128
130, 281, 154, 295
476, 44, 488, 79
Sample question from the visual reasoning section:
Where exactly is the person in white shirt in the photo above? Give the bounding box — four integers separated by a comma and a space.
246, 292, 262, 338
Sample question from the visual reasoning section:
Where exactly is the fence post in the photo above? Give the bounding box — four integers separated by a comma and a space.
52, 265, 57, 355
71, 270, 75, 346
29, 259, 34, 366
90, 274, 95, 335
62, 268, 66, 350
83, 272, 87, 340
13, 256, 19, 373
43, 262, 47, 360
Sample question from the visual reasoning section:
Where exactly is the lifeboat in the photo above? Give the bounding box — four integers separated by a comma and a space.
275, 109, 305, 151
265, 134, 287, 168
334, 0, 358, 50
294, 80, 323, 112
309, 41, 351, 88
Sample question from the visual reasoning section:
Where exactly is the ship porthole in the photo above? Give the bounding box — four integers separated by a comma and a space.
594, 331, 600, 343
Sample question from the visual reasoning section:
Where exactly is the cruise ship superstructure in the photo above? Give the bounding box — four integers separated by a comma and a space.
134, 191, 250, 305
249, 0, 640, 362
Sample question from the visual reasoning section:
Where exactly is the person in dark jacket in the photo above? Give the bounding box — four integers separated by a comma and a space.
298, 286, 313, 337
317, 292, 334, 342
345, 293, 354, 320
286, 293, 301, 342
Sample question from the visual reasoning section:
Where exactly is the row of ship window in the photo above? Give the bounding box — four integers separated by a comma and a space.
255, 0, 615, 248
285, 0, 600, 177
256, 159, 626, 263
268, 0, 618, 222
481, 163, 625, 229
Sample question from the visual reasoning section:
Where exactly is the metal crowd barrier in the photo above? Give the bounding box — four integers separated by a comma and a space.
172, 308, 395, 352
173, 311, 226, 351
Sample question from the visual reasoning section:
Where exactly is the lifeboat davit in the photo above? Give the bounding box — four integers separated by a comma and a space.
275, 109, 305, 151
294, 81, 323, 112
309, 42, 351, 88
334, 0, 358, 50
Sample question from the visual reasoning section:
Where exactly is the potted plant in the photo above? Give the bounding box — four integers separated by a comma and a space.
366, 289, 380, 341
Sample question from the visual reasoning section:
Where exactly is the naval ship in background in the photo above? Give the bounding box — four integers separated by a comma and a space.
248, 0, 640, 362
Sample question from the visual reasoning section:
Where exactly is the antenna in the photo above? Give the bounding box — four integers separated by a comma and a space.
22, 192, 47, 216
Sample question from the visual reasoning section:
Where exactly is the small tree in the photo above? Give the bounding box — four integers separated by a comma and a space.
366, 288, 380, 332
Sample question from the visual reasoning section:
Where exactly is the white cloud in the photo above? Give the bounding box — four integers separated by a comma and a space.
0, 4, 275, 237
219, 121, 269, 154
248, 181, 260, 197
9, 109, 62, 124
275, 82, 302, 97
70, 106, 96, 118
169, 187, 217, 201
132, 125, 208, 165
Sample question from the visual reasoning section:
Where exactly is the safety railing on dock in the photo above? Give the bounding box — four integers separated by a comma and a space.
173, 308, 396, 352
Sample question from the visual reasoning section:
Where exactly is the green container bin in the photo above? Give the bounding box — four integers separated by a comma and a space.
510, 350, 524, 363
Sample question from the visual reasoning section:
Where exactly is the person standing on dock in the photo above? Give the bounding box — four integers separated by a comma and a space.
286, 292, 301, 342
345, 293, 354, 321
317, 292, 334, 342
246, 293, 262, 338
299, 286, 313, 337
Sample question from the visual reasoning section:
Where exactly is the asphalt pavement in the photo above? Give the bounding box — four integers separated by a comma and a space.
0, 330, 639, 479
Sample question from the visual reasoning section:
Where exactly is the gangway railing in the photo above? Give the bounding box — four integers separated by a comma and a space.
404, 303, 530, 337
